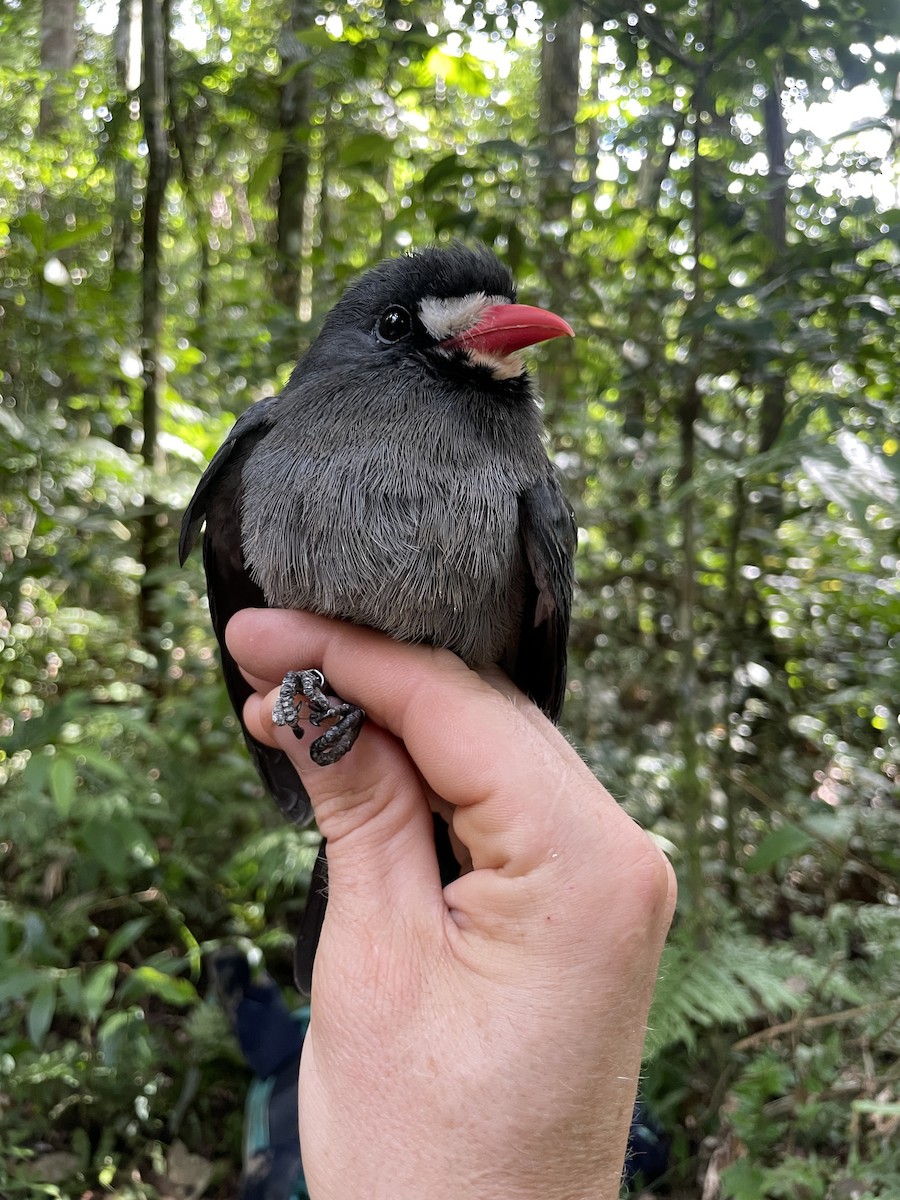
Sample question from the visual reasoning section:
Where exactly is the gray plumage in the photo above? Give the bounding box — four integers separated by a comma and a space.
180, 244, 576, 988
242, 371, 547, 666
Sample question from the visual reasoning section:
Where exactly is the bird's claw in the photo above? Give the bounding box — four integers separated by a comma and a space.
272, 669, 324, 733
272, 669, 365, 766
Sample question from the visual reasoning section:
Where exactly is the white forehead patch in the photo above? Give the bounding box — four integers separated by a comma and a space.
418, 292, 509, 341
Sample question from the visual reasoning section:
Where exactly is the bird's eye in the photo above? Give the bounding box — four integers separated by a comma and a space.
375, 305, 412, 344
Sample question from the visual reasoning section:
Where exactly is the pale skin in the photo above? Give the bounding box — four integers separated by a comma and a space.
227, 609, 677, 1200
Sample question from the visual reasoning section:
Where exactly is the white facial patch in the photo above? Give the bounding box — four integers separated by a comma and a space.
419, 293, 525, 379
417, 292, 509, 341
464, 348, 526, 380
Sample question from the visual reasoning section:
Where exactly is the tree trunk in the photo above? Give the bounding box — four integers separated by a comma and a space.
677, 79, 708, 915
536, 4, 583, 425
39, 0, 78, 134
539, 5, 582, 228
137, 0, 171, 672
274, 0, 315, 313
113, 0, 140, 275
716, 71, 790, 890
759, 65, 788, 457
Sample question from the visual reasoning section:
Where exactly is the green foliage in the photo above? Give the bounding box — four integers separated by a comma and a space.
646, 912, 813, 1057
1, 0, 898, 1195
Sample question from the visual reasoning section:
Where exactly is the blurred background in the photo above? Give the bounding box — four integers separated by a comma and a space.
1, 0, 898, 1196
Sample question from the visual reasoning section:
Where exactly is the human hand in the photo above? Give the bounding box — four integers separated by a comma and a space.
227, 609, 676, 1200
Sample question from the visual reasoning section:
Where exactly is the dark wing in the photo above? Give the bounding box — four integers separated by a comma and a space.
179, 396, 313, 827
180, 396, 278, 565
513, 472, 576, 723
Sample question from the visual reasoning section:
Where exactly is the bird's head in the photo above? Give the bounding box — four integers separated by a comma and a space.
301, 244, 573, 388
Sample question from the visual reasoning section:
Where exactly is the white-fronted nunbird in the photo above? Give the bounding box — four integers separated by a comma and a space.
180, 244, 577, 992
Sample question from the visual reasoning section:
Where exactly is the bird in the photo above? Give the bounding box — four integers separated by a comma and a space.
179, 243, 577, 991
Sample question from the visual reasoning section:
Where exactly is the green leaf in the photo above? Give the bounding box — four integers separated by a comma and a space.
104, 916, 153, 961
293, 26, 338, 49
79, 813, 158, 878
745, 824, 814, 873
0, 966, 42, 1003
28, 979, 58, 1047
50, 756, 77, 818
98, 1009, 141, 1068
248, 145, 283, 202
75, 746, 130, 784
421, 153, 467, 194
422, 48, 491, 96
340, 131, 394, 167
47, 218, 108, 252
13, 211, 47, 254
82, 962, 119, 1023
59, 968, 83, 1015
123, 966, 198, 1008
720, 1157, 769, 1199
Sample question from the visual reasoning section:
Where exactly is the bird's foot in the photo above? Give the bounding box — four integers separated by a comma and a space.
272, 669, 366, 766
